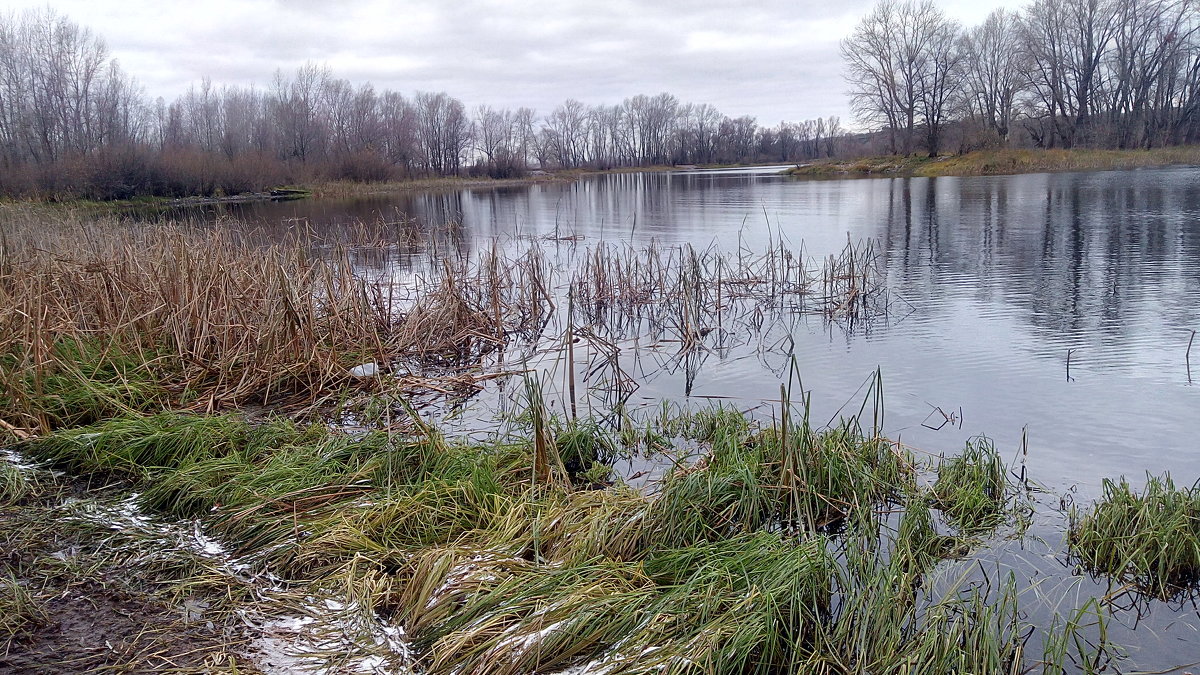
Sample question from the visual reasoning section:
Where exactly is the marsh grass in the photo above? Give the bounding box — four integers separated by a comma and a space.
0, 206, 1152, 671
10, 395, 1098, 673
0, 207, 1127, 671
1070, 473, 1200, 599
0, 208, 891, 441
0, 336, 169, 432
932, 436, 1013, 535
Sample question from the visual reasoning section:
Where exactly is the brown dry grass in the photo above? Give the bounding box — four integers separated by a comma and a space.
0, 209, 544, 437
788, 145, 1200, 178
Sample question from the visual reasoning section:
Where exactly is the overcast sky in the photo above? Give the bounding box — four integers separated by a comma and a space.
8, 0, 1023, 125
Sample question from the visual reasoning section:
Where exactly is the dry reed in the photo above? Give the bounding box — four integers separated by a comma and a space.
0, 211, 545, 436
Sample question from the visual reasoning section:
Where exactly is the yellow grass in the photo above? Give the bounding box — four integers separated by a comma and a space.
787, 146, 1200, 178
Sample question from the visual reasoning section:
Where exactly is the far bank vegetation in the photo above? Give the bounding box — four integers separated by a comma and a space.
7, 0, 1200, 201
842, 0, 1200, 158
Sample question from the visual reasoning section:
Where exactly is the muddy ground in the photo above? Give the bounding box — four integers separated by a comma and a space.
0, 471, 250, 674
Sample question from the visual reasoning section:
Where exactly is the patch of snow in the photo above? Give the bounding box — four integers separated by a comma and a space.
243, 597, 416, 674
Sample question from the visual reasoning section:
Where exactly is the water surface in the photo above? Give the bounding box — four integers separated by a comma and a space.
135, 165, 1200, 670
172, 166, 1200, 495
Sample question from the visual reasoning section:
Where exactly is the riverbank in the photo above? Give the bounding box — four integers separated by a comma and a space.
787, 146, 1200, 178
0, 172, 581, 211
306, 171, 586, 199
1, 162, 794, 212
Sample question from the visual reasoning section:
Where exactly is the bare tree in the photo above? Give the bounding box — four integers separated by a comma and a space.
379, 91, 418, 172
546, 99, 588, 167
414, 91, 469, 175
271, 63, 330, 162
916, 7, 964, 156
512, 107, 537, 169
961, 10, 1025, 145
474, 105, 525, 176
1021, 0, 1121, 147
1105, 0, 1200, 147
823, 116, 843, 157
844, 0, 963, 155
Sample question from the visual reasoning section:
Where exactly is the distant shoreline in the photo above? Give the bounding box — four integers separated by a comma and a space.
11, 164, 783, 210
784, 146, 1200, 179
10, 150, 1199, 213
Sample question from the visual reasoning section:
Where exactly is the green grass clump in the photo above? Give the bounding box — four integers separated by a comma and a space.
1071, 473, 1200, 598
932, 437, 1009, 534
388, 532, 833, 675
760, 420, 915, 531
648, 415, 914, 548
554, 418, 618, 482
663, 405, 753, 445
0, 338, 168, 433
21, 412, 307, 481
643, 413, 914, 552
18, 410, 510, 573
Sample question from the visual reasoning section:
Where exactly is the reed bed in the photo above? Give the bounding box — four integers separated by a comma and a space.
0, 208, 889, 440
568, 236, 889, 346
0, 212, 550, 437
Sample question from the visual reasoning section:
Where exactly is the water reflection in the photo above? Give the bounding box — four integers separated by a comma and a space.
153, 167, 1200, 493
127, 165, 1200, 673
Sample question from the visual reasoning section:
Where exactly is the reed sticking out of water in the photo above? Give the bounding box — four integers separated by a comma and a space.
1188, 329, 1196, 383
0, 210, 889, 439
569, 236, 888, 341
1071, 473, 1200, 600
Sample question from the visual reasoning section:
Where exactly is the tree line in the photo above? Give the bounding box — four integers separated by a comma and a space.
0, 9, 844, 200
844, 0, 1200, 155
6, 2, 1197, 200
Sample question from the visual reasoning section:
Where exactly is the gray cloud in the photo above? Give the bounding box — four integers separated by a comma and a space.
6, 0, 1022, 124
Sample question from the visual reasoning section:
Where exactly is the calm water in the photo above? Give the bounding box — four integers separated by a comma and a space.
150, 165, 1200, 669
173, 166, 1200, 495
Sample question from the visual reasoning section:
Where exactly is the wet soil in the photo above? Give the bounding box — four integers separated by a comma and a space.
0, 584, 232, 674
0, 483, 247, 674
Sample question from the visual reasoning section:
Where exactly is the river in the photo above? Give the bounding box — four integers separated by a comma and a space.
162, 165, 1200, 495
122, 165, 1200, 669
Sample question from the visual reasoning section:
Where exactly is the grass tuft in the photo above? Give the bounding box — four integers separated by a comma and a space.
1070, 473, 1200, 599
932, 436, 1009, 534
